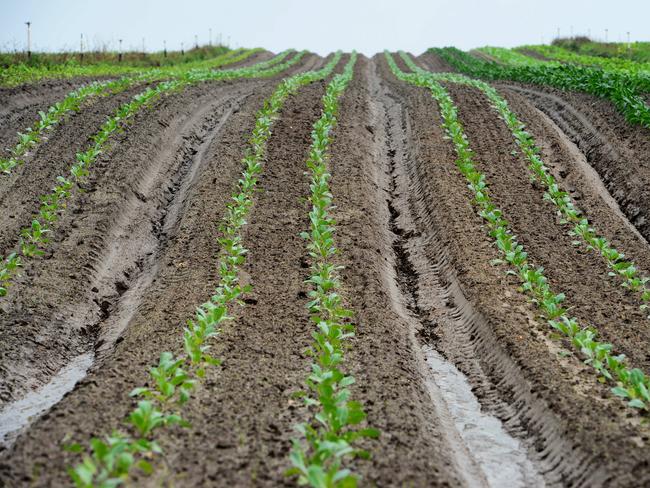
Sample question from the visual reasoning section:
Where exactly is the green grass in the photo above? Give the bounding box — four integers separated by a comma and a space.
0, 45, 230, 69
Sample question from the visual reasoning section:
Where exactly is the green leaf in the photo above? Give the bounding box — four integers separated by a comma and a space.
137, 459, 154, 475
629, 399, 647, 409
358, 428, 380, 438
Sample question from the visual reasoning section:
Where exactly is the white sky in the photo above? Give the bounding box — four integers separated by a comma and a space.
1, 0, 648, 56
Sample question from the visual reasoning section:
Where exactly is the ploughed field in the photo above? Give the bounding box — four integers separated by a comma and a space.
1, 48, 650, 487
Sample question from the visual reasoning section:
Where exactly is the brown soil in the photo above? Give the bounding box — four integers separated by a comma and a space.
153, 65, 331, 487
516, 48, 553, 62
327, 57, 468, 486
417, 51, 455, 72
1, 50, 650, 488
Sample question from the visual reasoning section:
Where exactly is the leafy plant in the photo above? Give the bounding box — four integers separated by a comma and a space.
0, 253, 21, 297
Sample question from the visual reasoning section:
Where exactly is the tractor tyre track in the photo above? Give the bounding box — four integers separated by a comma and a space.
441, 81, 650, 375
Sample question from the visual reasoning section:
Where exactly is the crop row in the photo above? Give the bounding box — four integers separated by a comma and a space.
287, 52, 378, 488
432, 47, 650, 128
0, 46, 259, 87
526, 44, 650, 76
399, 52, 650, 316
475, 46, 551, 67
0, 48, 273, 176
68, 53, 344, 488
1, 77, 140, 175
386, 51, 650, 412
0, 50, 304, 297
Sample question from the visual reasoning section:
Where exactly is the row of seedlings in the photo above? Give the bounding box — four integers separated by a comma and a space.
287, 52, 379, 488
0, 45, 257, 87
400, 52, 650, 315
0, 51, 305, 297
386, 51, 650, 411
69, 53, 344, 487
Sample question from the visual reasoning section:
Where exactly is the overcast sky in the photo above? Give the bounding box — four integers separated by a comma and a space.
1, 0, 648, 56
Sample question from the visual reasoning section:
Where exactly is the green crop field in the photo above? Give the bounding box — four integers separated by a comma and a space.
1, 11, 650, 487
